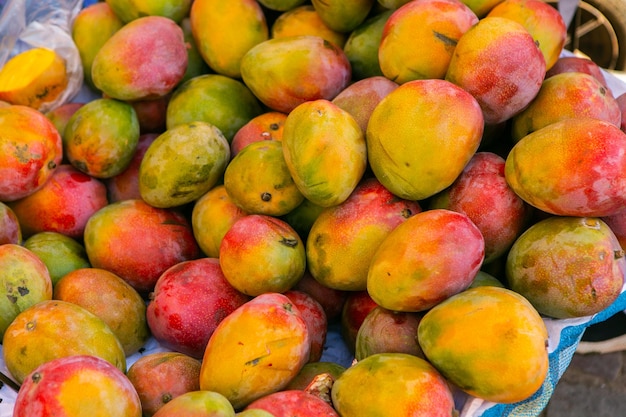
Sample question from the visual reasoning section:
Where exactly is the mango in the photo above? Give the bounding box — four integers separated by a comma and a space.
13, 355, 141, 417
0, 105, 63, 202
91, 16, 188, 101
152, 391, 236, 417
190, 0, 268, 78
311, 0, 376, 33
367, 209, 484, 312
604, 211, 626, 250
72, 2, 124, 90
0, 47, 68, 112
127, 352, 202, 417
146, 258, 250, 359
8, 164, 109, 239
366, 78, 483, 200
191, 185, 248, 258
445, 16, 546, 124
284, 290, 328, 362
83, 199, 200, 294
355, 306, 424, 361
280, 198, 325, 242
64, 98, 140, 179
105, 0, 192, 23
224, 140, 303, 216
3, 299, 126, 384
429, 152, 531, 264
166, 74, 263, 143
281, 99, 366, 207
487, 0, 567, 70
331, 353, 457, 416
244, 390, 339, 416
53, 267, 150, 356
0, 244, 53, 340
258, 0, 307, 10
546, 55, 609, 89
138, 121, 230, 208
343, 10, 392, 80
271, 5, 347, 47
459, 0, 505, 17
511, 72, 622, 142
506, 216, 625, 319
417, 286, 549, 403
199, 292, 310, 409
331, 75, 398, 133
307, 177, 421, 291
504, 117, 626, 217
219, 215, 306, 296
240, 35, 351, 114
378, 0, 478, 83
23, 231, 91, 286
0, 202, 21, 244
230, 111, 287, 158
45, 102, 84, 141
179, 17, 212, 85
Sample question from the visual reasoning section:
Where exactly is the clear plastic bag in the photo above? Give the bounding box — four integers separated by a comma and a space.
0, 0, 84, 112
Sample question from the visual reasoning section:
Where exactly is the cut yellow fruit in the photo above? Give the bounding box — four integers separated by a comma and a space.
0, 47, 68, 109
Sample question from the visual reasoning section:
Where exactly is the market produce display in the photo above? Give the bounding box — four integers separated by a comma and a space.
1, 0, 626, 416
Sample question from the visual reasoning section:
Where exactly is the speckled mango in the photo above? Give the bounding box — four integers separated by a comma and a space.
139, 122, 230, 208
506, 216, 625, 319
281, 99, 366, 208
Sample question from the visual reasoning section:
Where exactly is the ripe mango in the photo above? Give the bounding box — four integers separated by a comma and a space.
190, 0, 268, 78
105, 0, 192, 23
281, 99, 366, 207
505, 117, 626, 217
366, 78, 483, 200
417, 286, 549, 403
331, 352, 457, 416
91, 16, 188, 101
199, 292, 310, 409
343, 10, 392, 80
240, 35, 351, 114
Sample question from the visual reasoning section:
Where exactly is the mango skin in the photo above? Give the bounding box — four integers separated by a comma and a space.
272, 5, 348, 48
504, 117, 626, 217
367, 209, 485, 312
139, 122, 230, 208
199, 292, 310, 410
378, 0, 478, 83
240, 35, 352, 114
331, 353, 457, 417
13, 355, 141, 417
511, 72, 622, 142
445, 16, 546, 124
366, 78, 484, 201
0, 202, 21, 244
0, 105, 63, 202
417, 286, 549, 404
91, 16, 188, 101
191, 0, 268, 78
505, 216, 625, 319
282, 99, 367, 208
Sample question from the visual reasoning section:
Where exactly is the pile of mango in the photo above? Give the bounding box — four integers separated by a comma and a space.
1, 0, 626, 416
